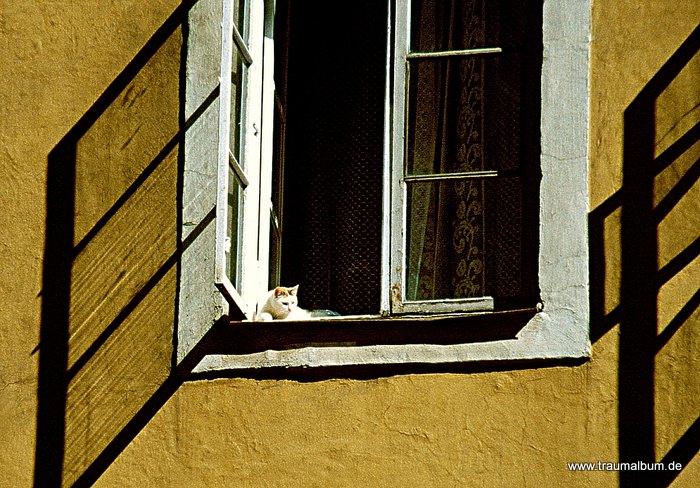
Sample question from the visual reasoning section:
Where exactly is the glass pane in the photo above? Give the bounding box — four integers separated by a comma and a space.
405, 177, 531, 302
406, 54, 522, 176
271, 100, 285, 219
233, 0, 247, 41
227, 168, 242, 288
268, 215, 281, 288
410, 0, 533, 52
230, 50, 246, 162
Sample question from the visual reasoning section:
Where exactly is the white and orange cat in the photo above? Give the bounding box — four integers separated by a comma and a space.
254, 285, 311, 321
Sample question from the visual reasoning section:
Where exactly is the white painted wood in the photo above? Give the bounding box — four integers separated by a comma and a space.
232, 23, 253, 65
214, 0, 267, 318
380, 0, 393, 316
390, 0, 410, 314
397, 297, 494, 315
255, 33, 277, 301
237, 0, 266, 310
228, 150, 249, 187
214, 0, 236, 315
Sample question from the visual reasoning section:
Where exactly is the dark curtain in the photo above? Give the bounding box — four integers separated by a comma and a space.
280, 0, 540, 313
279, 0, 386, 315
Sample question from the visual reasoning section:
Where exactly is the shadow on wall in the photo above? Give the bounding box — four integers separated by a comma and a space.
590, 24, 700, 487
34, 1, 215, 486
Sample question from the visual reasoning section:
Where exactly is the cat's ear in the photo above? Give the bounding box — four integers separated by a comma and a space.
289, 285, 299, 296
273, 286, 286, 297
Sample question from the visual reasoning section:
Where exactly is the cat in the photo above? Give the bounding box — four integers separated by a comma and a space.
254, 285, 312, 321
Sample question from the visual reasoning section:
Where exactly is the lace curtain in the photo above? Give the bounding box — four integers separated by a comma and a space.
406, 0, 488, 300
406, 0, 532, 303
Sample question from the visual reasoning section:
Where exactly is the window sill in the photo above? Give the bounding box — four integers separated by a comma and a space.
187, 306, 590, 375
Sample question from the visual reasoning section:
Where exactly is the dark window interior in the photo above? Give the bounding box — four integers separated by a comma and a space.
276, 0, 386, 315
275, 0, 542, 315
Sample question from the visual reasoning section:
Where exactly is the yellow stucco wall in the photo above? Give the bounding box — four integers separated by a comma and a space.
1, 2, 181, 486
1, 1, 698, 487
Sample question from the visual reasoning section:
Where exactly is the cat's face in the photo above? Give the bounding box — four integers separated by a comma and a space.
271, 285, 299, 316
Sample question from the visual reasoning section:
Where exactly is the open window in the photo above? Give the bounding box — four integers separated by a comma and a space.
278, 0, 540, 316
213, 0, 283, 319
213, 0, 256, 315
177, 0, 271, 362
390, 0, 541, 314
179, 0, 591, 370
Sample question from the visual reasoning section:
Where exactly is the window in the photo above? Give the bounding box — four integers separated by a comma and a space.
390, 0, 541, 314
213, 0, 281, 318
276, 0, 542, 318
178, 0, 591, 370
178, 0, 285, 362
177, 0, 270, 362
213, 0, 256, 315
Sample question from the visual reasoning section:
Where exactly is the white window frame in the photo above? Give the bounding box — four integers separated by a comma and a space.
177, 0, 273, 364
387, 0, 500, 315
184, 0, 591, 372
214, 0, 273, 319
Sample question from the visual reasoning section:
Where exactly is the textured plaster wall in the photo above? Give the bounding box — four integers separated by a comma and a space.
0, 1, 698, 487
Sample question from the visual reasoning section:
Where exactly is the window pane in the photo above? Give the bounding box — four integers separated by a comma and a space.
405, 54, 522, 176
227, 168, 242, 287
230, 50, 246, 162
233, 0, 247, 38
268, 214, 281, 288
405, 177, 533, 302
410, 0, 533, 52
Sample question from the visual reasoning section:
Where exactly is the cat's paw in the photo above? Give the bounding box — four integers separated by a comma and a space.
256, 312, 274, 322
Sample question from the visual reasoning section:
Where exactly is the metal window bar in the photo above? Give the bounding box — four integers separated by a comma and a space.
406, 46, 503, 59
403, 170, 499, 183
270, 206, 281, 233
403, 45, 505, 183
274, 91, 286, 125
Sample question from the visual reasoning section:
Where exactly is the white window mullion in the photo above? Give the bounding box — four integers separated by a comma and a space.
255, 31, 277, 301
389, 0, 410, 314
214, 0, 263, 319
380, 0, 394, 316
